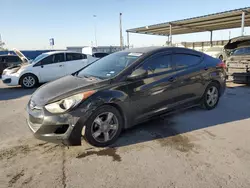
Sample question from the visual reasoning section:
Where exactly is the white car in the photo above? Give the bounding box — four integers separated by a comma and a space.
2, 50, 97, 88
204, 46, 226, 60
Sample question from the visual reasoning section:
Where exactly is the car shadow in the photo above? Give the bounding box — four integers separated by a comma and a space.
0, 86, 36, 101
112, 85, 250, 148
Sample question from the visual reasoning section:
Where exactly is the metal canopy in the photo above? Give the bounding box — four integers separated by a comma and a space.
126, 7, 250, 36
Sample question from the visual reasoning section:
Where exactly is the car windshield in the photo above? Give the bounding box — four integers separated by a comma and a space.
206, 47, 222, 52
77, 51, 143, 79
32, 53, 49, 64
232, 47, 250, 55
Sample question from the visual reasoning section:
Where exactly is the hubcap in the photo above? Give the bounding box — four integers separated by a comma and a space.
91, 112, 119, 143
23, 76, 35, 87
206, 86, 219, 107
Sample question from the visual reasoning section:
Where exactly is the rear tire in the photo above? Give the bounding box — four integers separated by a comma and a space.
20, 74, 38, 89
83, 105, 123, 147
201, 82, 220, 110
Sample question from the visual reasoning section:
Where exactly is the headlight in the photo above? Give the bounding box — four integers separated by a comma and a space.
45, 90, 96, 114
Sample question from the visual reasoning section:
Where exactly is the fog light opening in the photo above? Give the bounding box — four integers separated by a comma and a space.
54, 124, 69, 134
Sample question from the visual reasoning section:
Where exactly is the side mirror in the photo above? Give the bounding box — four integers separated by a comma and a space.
127, 69, 148, 80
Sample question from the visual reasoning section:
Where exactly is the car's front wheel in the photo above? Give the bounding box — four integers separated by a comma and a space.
83, 105, 123, 147
201, 82, 220, 110
20, 74, 38, 88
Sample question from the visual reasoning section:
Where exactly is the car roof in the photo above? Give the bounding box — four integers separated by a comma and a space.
123, 46, 202, 56
0, 54, 18, 57
229, 35, 250, 43
234, 46, 250, 49
44, 51, 83, 55
123, 46, 167, 53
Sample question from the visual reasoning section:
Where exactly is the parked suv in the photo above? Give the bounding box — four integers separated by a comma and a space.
225, 36, 250, 84
2, 51, 97, 88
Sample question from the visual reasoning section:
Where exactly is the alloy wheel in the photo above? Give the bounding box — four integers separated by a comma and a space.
23, 76, 35, 88
91, 112, 119, 143
206, 86, 219, 107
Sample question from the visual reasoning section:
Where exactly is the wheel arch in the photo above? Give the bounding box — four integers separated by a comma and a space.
201, 80, 221, 99
210, 80, 221, 95
102, 102, 128, 129
18, 72, 39, 85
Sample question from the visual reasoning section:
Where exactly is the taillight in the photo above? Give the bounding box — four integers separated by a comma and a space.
217, 61, 226, 69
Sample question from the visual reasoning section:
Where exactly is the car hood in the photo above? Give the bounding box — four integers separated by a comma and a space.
13, 48, 29, 63
4, 62, 32, 74
224, 36, 250, 50
30, 75, 109, 106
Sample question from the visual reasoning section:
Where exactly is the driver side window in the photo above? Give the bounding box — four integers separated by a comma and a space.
40, 55, 54, 65
141, 54, 173, 75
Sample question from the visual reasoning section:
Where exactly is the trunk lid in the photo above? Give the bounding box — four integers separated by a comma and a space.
224, 36, 250, 50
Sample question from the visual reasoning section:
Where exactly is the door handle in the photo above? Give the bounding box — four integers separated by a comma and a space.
169, 77, 176, 82
59, 65, 63, 67
204, 67, 208, 71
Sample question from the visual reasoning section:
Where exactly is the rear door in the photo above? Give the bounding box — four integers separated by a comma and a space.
64, 53, 88, 74
127, 52, 179, 122
33, 53, 66, 82
172, 50, 204, 104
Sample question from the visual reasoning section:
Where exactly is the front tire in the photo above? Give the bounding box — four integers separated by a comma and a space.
201, 82, 220, 110
20, 74, 38, 89
83, 105, 123, 147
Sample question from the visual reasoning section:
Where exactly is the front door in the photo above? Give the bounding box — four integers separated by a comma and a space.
126, 52, 179, 122
34, 53, 66, 82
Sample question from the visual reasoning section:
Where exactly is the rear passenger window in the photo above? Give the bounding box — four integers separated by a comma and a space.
141, 54, 173, 75
82, 54, 87, 59
53, 53, 65, 63
66, 53, 85, 61
172, 53, 201, 68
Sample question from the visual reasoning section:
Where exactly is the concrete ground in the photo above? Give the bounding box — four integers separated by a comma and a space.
0, 81, 250, 188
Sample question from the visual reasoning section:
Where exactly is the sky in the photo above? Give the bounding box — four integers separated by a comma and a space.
1, 0, 250, 50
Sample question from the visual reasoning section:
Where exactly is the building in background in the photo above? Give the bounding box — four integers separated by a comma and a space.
67, 46, 127, 55
181, 40, 228, 52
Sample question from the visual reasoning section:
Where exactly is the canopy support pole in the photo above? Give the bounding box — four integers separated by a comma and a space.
127, 31, 130, 49
169, 23, 172, 46
210, 31, 213, 47
241, 11, 245, 36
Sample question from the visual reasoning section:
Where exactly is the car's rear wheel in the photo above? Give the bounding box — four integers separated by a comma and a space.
83, 105, 123, 147
20, 74, 38, 88
201, 82, 220, 110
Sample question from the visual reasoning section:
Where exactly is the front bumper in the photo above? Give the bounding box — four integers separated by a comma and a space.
1, 74, 19, 86
26, 101, 93, 146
